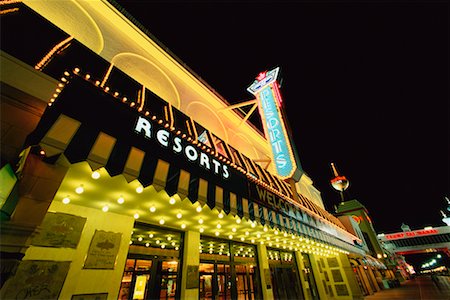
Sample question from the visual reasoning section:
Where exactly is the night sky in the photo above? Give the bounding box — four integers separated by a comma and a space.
112, 0, 449, 234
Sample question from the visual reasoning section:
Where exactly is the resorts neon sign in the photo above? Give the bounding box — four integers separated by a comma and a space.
247, 68, 298, 179
134, 116, 230, 179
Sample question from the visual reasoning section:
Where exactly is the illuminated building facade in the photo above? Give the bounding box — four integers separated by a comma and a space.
335, 200, 399, 296
1, 1, 372, 299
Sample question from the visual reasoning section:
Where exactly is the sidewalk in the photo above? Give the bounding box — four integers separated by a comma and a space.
364, 275, 450, 300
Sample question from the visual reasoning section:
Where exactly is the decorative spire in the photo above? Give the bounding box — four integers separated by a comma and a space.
329, 162, 350, 203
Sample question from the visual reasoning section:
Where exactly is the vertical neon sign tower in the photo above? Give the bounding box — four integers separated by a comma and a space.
247, 67, 302, 181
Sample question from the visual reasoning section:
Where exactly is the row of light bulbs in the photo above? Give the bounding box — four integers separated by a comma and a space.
62, 169, 351, 256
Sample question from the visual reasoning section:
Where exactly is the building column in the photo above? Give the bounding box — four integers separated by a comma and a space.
180, 230, 200, 300
294, 251, 312, 300
367, 267, 381, 292
0, 154, 67, 288
358, 266, 374, 295
256, 243, 274, 300
307, 253, 328, 300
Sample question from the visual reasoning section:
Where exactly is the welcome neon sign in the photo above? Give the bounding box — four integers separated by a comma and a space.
247, 67, 299, 179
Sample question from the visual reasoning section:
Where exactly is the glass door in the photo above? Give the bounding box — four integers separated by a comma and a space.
268, 249, 304, 300
199, 263, 232, 300
235, 264, 256, 300
217, 263, 232, 300
199, 263, 215, 300
119, 259, 153, 300
119, 258, 179, 300
270, 266, 303, 300
155, 260, 178, 300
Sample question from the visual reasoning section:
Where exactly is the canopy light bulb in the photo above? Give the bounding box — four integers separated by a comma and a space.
136, 185, 143, 193
62, 196, 70, 204
102, 205, 109, 212
196, 206, 202, 212
91, 171, 100, 179
117, 196, 124, 204
159, 219, 165, 225
149, 206, 156, 212
169, 198, 176, 205
133, 213, 139, 219
75, 185, 84, 194
176, 213, 182, 219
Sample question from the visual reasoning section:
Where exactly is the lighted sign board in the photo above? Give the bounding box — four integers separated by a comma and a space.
385, 229, 439, 240
247, 67, 299, 179
135, 116, 230, 179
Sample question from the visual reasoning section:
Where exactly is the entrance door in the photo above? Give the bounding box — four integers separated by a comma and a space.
235, 263, 258, 300
270, 266, 303, 300
119, 258, 179, 300
199, 262, 260, 300
199, 263, 232, 300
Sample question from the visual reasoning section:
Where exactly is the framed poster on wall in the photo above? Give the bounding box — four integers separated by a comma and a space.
0, 260, 70, 299
31, 212, 86, 248
84, 230, 122, 269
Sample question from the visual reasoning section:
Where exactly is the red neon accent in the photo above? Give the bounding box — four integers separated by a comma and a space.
385, 229, 439, 240
396, 248, 449, 256
271, 81, 283, 107
256, 72, 267, 81
331, 176, 347, 183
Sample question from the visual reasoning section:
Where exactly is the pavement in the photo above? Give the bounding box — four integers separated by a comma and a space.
364, 275, 450, 300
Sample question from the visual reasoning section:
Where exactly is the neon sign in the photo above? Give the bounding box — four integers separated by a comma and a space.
135, 116, 230, 179
247, 67, 299, 179
385, 229, 439, 240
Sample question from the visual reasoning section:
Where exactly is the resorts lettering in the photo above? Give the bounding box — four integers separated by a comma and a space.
134, 116, 229, 179
260, 87, 291, 176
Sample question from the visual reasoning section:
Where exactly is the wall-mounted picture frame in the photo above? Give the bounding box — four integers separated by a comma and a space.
31, 212, 86, 248
84, 230, 122, 269
0, 260, 70, 299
